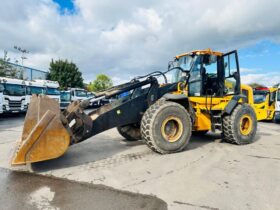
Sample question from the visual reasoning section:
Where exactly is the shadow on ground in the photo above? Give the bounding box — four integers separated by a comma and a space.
0, 168, 167, 210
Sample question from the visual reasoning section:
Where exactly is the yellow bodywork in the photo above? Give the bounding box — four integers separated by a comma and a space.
253, 87, 277, 121
176, 83, 251, 131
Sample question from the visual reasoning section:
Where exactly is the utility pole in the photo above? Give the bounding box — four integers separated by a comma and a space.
14, 46, 29, 66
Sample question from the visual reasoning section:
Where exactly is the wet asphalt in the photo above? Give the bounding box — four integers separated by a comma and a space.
0, 168, 167, 210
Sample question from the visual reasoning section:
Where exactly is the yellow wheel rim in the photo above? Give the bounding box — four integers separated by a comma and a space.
161, 116, 183, 142
239, 114, 253, 136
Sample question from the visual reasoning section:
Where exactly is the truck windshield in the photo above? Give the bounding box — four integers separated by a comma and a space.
3, 84, 26, 96
46, 88, 60, 95
253, 91, 268, 104
277, 89, 280, 101
60, 92, 71, 102
27, 86, 45, 95
76, 90, 87, 97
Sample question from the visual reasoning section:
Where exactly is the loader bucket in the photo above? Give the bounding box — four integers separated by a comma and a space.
11, 95, 71, 165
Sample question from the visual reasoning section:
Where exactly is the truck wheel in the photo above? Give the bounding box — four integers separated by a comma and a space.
117, 124, 141, 141
192, 130, 208, 136
222, 104, 257, 145
141, 100, 192, 154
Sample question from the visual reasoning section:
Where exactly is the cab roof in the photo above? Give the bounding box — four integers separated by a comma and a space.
175, 48, 223, 59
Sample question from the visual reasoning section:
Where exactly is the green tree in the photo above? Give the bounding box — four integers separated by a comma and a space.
248, 83, 266, 89
0, 51, 20, 78
88, 74, 113, 92
48, 59, 84, 89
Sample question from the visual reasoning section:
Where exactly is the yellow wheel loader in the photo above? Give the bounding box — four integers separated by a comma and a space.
11, 49, 257, 165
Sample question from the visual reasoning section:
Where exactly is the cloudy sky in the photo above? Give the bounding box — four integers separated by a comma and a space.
0, 0, 280, 86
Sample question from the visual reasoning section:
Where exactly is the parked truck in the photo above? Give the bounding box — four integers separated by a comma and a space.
35, 80, 60, 103
70, 88, 88, 101
25, 80, 46, 108
0, 77, 27, 113
60, 90, 71, 110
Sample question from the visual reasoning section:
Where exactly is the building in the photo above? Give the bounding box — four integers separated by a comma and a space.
6, 62, 48, 80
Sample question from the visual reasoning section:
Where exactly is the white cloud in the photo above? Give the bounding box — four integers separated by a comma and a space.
1, 0, 280, 84
241, 72, 280, 86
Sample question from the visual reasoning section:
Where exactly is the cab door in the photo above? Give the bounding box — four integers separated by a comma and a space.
222, 50, 241, 96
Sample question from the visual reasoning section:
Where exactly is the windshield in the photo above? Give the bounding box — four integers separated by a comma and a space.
60, 92, 71, 102
3, 84, 26, 96
46, 87, 60, 95
165, 68, 184, 83
173, 55, 196, 71
76, 90, 87, 97
253, 91, 268, 104
27, 86, 45, 95
87, 92, 95, 98
277, 89, 280, 101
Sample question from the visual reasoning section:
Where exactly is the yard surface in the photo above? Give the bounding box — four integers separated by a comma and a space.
0, 113, 280, 210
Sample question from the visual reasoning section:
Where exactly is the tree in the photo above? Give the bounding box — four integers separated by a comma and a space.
88, 74, 113, 92
248, 83, 266, 88
48, 59, 84, 89
0, 51, 20, 78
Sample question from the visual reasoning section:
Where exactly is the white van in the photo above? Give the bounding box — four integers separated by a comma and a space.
0, 77, 27, 113
25, 80, 46, 107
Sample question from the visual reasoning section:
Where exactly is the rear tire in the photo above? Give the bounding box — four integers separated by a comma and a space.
117, 124, 141, 141
141, 100, 192, 154
222, 104, 257, 145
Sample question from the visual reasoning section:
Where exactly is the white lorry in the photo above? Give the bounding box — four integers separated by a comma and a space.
274, 85, 280, 122
70, 88, 88, 101
25, 80, 46, 108
35, 80, 61, 103
0, 77, 27, 113
60, 90, 71, 110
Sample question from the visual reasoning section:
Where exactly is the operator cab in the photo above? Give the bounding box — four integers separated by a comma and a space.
172, 49, 240, 97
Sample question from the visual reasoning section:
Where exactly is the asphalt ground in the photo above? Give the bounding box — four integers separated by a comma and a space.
0, 112, 280, 210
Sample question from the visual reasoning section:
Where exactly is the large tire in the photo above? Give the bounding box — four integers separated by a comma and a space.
141, 100, 192, 154
222, 104, 257, 145
117, 124, 141, 141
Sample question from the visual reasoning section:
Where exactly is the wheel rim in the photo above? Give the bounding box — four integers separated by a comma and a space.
161, 116, 183, 142
239, 114, 253, 136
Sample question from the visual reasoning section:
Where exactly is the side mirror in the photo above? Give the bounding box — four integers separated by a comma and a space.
224, 62, 228, 69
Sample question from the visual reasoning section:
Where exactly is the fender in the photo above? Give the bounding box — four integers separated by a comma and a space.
162, 93, 196, 123
223, 94, 246, 115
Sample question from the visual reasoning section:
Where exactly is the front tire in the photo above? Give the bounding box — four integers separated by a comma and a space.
222, 104, 257, 145
141, 100, 192, 154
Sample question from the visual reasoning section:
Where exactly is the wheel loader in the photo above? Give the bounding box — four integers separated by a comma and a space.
11, 49, 257, 165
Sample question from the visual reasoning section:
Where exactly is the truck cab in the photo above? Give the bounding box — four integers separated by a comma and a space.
25, 80, 46, 108
35, 80, 60, 103
0, 77, 27, 113
70, 88, 88, 102
274, 85, 280, 122
60, 90, 71, 110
